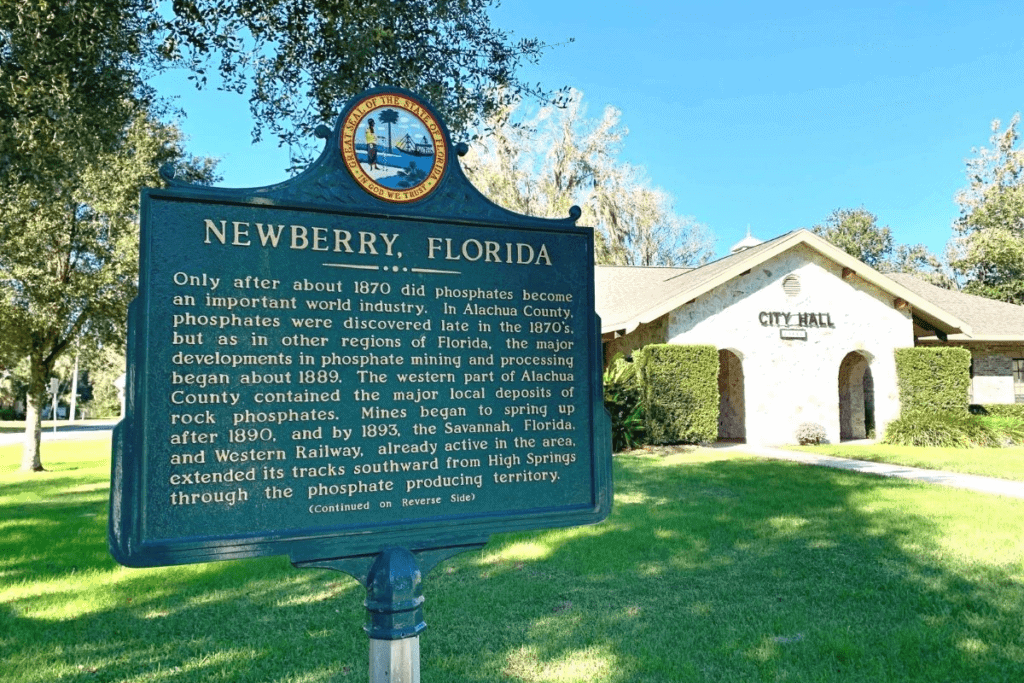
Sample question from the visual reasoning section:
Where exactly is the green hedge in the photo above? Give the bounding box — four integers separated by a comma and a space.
894, 347, 970, 415
635, 344, 719, 445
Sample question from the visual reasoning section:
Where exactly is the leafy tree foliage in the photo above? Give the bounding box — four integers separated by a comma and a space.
811, 207, 950, 286
4, 0, 548, 470
949, 114, 1024, 304
1, 112, 216, 471
0, 0, 156, 188
462, 93, 714, 267
1, 0, 159, 468
78, 344, 127, 419
812, 208, 894, 268
161, 0, 566, 168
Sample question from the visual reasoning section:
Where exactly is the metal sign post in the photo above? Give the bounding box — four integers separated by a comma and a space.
49, 377, 59, 433
110, 87, 612, 679
365, 548, 423, 683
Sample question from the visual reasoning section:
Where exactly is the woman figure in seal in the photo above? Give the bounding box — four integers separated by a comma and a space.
365, 118, 379, 171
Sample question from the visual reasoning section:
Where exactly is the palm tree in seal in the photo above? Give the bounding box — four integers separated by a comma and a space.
379, 109, 399, 153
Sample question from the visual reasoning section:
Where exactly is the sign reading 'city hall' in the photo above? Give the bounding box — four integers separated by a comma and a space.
110, 89, 612, 568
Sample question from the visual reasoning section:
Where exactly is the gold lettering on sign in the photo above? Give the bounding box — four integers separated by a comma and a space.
159, 218, 585, 527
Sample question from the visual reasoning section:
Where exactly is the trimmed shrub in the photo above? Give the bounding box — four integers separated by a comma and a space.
0, 407, 16, 420
795, 422, 827, 445
882, 411, 1010, 448
603, 354, 646, 452
635, 344, 718, 445
894, 348, 970, 415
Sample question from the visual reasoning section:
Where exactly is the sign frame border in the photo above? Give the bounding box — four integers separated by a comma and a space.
110, 178, 612, 569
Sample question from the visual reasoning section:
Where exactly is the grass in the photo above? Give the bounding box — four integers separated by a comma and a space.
789, 442, 1024, 482
2, 439, 1024, 682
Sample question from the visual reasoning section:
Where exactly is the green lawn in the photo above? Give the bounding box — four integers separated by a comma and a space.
2, 439, 1023, 682
789, 442, 1024, 482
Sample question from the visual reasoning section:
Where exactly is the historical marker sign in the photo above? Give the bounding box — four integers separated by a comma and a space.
110, 88, 612, 570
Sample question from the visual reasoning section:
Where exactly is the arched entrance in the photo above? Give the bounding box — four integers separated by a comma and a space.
718, 349, 746, 442
838, 351, 875, 441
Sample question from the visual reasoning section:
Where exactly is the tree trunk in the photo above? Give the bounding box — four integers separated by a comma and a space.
20, 357, 47, 472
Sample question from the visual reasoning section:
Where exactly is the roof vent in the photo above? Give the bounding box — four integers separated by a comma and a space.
782, 275, 800, 297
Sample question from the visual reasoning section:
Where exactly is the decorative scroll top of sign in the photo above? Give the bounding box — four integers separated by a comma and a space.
340, 93, 448, 203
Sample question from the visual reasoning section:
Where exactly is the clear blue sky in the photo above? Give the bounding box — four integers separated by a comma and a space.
153, 0, 1024, 259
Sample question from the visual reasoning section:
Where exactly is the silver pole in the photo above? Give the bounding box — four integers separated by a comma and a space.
369, 637, 420, 683
50, 379, 58, 433
69, 352, 79, 423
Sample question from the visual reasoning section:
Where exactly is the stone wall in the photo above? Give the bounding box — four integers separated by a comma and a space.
665, 244, 912, 445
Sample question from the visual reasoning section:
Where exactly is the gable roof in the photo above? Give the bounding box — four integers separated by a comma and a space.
594, 265, 692, 332
886, 273, 1024, 341
596, 229, 972, 338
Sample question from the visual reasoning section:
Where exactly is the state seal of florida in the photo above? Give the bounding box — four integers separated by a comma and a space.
340, 93, 448, 203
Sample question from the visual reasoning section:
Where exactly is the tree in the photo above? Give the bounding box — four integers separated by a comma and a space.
949, 114, 1024, 304
811, 207, 949, 285
812, 208, 894, 269
1, 0, 554, 469
0, 112, 217, 471
462, 93, 714, 267
379, 109, 399, 153
5, 0, 562, 174
160, 0, 567, 168
892, 244, 955, 289
76, 342, 127, 419
2, 0, 152, 469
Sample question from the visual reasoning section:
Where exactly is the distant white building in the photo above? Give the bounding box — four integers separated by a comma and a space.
596, 229, 1024, 445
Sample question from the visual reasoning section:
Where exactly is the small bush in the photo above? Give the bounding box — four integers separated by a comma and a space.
970, 404, 1024, 420
603, 354, 646, 451
0, 407, 16, 420
882, 411, 1004, 448
975, 415, 1024, 445
795, 422, 827, 445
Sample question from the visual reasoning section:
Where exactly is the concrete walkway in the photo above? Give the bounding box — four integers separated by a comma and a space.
712, 442, 1024, 500
0, 420, 119, 447
5, 425, 1023, 500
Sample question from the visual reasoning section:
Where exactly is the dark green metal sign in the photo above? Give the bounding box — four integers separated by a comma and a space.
110, 88, 612, 570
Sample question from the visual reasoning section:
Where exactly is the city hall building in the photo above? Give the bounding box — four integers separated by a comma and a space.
596, 229, 1024, 445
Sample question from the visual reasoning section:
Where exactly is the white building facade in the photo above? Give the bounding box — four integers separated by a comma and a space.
597, 230, 1023, 446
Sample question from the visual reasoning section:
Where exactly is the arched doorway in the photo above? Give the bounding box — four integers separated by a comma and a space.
718, 349, 746, 442
838, 351, 874, 441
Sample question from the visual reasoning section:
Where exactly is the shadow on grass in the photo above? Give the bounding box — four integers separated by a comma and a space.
2, 452, 1022, 682
0, 473, 367, 683
426, 455, 1024, 682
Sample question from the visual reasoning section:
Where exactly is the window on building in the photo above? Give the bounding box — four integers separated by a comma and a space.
1014, 359, 1024, 403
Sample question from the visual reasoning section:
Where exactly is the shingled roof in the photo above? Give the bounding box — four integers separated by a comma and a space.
595, 229, 972, 338
886, 273, 1024, 341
